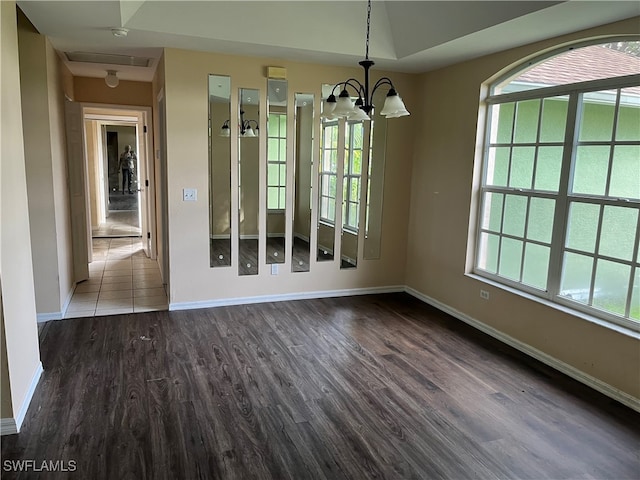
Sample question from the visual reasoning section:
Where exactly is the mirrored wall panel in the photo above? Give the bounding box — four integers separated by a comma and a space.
340, 120, 368, 269
363, 89, 388, 259
209, 74, 232, 267
318, 85, 338, 262
266, 79, 288, 265
292, 93, 314, 272
238, 88, 260, 275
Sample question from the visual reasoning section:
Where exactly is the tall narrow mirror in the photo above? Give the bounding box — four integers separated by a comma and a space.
317, 85, 338, 262
238, 88, 260, 275
292, 93, 314, 272
266, 79, 288, 265
340, 119, 367, 269
364, 89, 387, 259
209, 75, 232, 267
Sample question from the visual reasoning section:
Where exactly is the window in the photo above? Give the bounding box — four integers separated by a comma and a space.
475, 41, 640, 329
267, 113, 287, 210
320, 120, 338, 222
343, 121, 364, 231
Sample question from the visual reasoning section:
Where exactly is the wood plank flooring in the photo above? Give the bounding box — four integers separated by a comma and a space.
2, 293, 639, 479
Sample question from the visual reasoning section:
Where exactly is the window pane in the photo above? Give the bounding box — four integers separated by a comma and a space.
481, 192, 503, 232
322, 151, 332, 171
509, 147, 535, 189
609, 145, 640, 199
527, 197, 554, 243
279, 139, 287, 161
268, 164, 278, 185
503, 194, 527, 237
279, 164, 286, 184
534, 146, 562, 192
498, 237, 523, 281
514, 99, 540, 143
321, 197, 328, 217
539, 97, 568, 142
598, 206, 638, 261
478, 232, 499, 273
560, 252, 594, 304
592, 259, 631, 316
328, 199, 335, 221
352, 150, 362, 174
353, 124, 363, 148
573, 146, 610, 196
329, 176, 336, 197
350, 178, 359, 200
616, 88, 640, 141
268, 138, 279, 161
631, 270, 640, 321
579, 91, 615, 141
268, 187, 278, 208
522, 243, 550, 290
330, 151, 338, 171
486, 147, 510, 186
491, 103, 515, 144
279, 114, 287, 133
279, 187, 286, 208
349, 203, 358, 227
566, 202, 600, 253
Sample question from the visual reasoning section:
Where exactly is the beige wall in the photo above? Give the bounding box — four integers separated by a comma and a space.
163, 48, 414, 304
406, 17, 640, 399
210, 98, 232, 236
293, 103, 313, 239
17, 9, 74, 317
85, 120, 101, 227
74, 77, 153, 106
0, 0, 42, 421
1, 283, 13, 418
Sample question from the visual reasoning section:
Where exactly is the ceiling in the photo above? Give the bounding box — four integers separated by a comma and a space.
17, 1, 640, 83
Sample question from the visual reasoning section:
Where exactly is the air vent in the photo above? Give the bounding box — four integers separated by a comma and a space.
65, 52, 151, 67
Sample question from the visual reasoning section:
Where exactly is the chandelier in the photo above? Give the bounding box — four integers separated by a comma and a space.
220, 90, 259, 137
323, 0, 410, 120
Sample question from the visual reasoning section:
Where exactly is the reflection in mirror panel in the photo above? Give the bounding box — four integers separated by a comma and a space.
317, 113, 339, 260
238, 88, 260, 276
292, 93, 314, 272
266, 79, 288, 264
364, 88, 387, 259
340, 120, 368, 269
209, 74, 232, 267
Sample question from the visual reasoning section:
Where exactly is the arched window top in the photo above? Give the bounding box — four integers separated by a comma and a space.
494, 40, 640, 95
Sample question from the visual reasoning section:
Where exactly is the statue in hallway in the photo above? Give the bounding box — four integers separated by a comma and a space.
118, 145, 137, 194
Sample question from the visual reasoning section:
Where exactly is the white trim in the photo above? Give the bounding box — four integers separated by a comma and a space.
1, 362, 44, 435
404, 286, 640, 413
0, 418, 17, 436
169, 285, 404, 311
293, 232, 310, 243
37, 285, 76, 323
37, 312, 62, 323
210, 234, 231, 240
239, 234, 259, 240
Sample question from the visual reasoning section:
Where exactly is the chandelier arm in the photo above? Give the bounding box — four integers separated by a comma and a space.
371, 77, 394, 95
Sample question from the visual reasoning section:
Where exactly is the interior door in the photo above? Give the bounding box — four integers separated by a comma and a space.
64, 99, 90, 283
136, 120, 149, 257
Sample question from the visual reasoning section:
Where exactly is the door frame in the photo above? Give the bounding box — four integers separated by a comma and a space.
81, 103, 157, 260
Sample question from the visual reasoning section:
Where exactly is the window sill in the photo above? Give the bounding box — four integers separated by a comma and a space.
465, 272, 640, 340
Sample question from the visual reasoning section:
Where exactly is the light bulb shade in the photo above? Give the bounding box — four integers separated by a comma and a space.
105, 70, 119, 88
385, 106, 410, 118
332, 90, 354, 117
219, 125, 230, 137
242, 126, 256, 137
379, 89, 410, 117
322, 99, 336, 118
348, 106, 371, 121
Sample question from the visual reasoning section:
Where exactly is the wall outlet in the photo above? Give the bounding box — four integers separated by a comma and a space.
480, 289, 490, 300
271, 264, 279, 275
183, 188, 197, 201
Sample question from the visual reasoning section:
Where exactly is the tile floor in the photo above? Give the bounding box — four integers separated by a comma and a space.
65, 237, 168, 318
92, 210, 141, 237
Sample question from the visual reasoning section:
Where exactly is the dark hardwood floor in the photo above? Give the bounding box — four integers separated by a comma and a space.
2, 293, 639, 479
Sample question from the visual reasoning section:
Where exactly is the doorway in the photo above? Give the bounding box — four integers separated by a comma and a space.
62, 103, 167, 318
92, 124, 141, 238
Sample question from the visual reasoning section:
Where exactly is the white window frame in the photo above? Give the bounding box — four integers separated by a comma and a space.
320, 120, 339, 224
474, 44, 640, 332
267, 112, 287, 211
343, 120, 364, 233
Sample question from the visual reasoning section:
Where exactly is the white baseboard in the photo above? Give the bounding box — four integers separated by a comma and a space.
170, 285, 405, 311
36, 287, 75, 323
37, 312, 62, 323
0, 418, 17, 435
1, 362, 43, 435
404, 286, 640, 413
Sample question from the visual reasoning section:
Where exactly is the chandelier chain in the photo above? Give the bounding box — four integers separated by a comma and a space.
365, 0, 371, 60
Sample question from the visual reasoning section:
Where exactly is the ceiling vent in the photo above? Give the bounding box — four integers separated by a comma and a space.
65, 52, 151, 67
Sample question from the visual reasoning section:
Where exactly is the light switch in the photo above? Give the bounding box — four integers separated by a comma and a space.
183, 188, 197, 201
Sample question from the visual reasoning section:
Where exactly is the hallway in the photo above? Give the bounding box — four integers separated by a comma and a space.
65, 237, 168, 318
